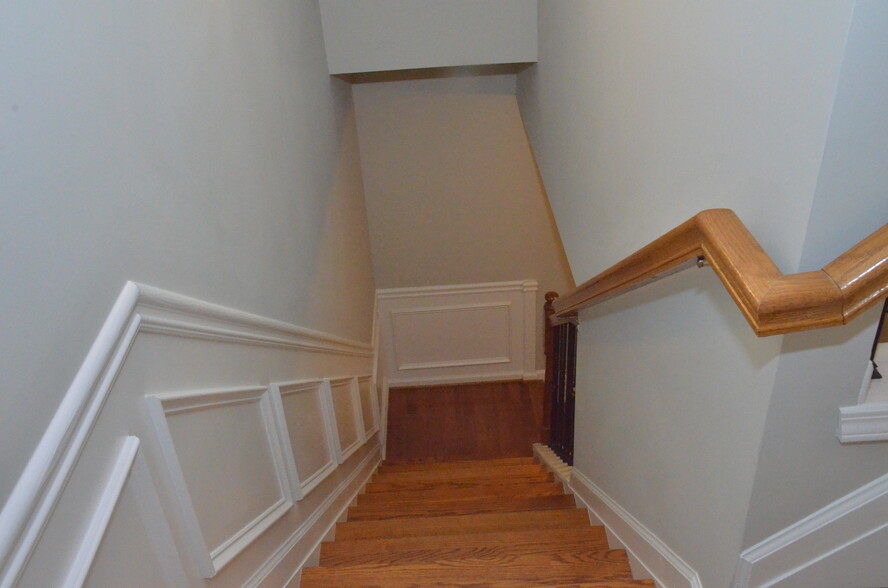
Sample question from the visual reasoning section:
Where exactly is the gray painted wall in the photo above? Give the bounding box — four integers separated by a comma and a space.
0, 1, 376, 505
516, 1, 858, 585
742, 0, 888, 548
352, 74, 574, 370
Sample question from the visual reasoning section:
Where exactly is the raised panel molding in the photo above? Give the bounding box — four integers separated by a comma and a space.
376, 280, 539, 387
64, 437, 187, 588
733, 471, 888, 587
269, 380, 339, 498
328, 377, 365, 463
145, 386, 295, 577
0, 281, 378, 588
357, 375, 380, 442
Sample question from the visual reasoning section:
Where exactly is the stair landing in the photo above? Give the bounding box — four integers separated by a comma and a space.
300, 457, 654, 587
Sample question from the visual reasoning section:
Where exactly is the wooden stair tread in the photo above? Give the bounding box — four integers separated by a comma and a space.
335, 508, 591, 540
377, 457, 537, 473
301, 556, 639, 587
365, 472, 553, 493
320, 527, 610, 567
356, 481, 565, 506
347, 495, 577, 520
304, 457, 647, 586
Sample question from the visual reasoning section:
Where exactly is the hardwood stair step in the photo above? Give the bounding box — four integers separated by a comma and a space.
355, 481, 565, 506
364, 472, 553, 493
335, 508, 591, 540
320, 527, 609, 567
301, 555, 641, 587
346, 495, 577, 521
370, 463, 547, 483
377, 456, 537, 473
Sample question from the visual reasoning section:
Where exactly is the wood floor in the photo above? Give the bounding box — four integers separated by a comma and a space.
385, 380, 546, 463
301, 457, 654, 587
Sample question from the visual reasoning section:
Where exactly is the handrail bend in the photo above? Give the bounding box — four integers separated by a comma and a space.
553, 209, 888, 336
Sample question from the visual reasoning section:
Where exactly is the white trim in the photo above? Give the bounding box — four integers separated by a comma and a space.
570, 468, 703, 588
734, 471, 888, 588
377, 280, 538, 299
63, 437, 140, 588
387, 370, 527, 388
245, 447, 381, 588
63, 437, 188, 588
522, 280, 537, 374
837, 401, 888, 443
357, 375, 380, 442
269, 379, 340, 499
857, 360, 876, 404
532, 443, 572, 489
144, 385, 295, 577
523, 369, 546, 381
137, 283, 372, 356
327, 377, 365, 463
398, 357, 512, 371
0, 281, 373, 587
320, 380, 343, 464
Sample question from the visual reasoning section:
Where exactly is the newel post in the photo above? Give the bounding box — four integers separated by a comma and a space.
542, 291, 558, 445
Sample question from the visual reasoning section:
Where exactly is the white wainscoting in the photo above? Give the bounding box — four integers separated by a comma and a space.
145, 386, 296, 577
733, 471, 888, 588
376, 280, 539, 387
0, 282, 379, 588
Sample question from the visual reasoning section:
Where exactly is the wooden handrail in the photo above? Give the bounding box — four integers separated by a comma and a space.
553, 209, 888, 336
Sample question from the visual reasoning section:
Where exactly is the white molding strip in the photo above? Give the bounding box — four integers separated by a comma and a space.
62, 437, 188, 588
245, 447, 381, 588
377, 279, 538, 299
838, 402, 888, 443
145, 385, 295, 577
328, 377, 365, 463
136, 283, 372, 357
388, 370, 528, 388
379, 378, 390, 460
734, 471, 888, 588
269, 379, 339, 499
357, 375, 380, 442
63, 437, 141, 588
0, 281, 374, 588
532, 443, 572, 489
570, 469, 703, 588
523, 369, 546, 381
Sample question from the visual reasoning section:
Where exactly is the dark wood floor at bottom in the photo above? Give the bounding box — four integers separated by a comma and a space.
385, 380, 546, 463
300, 457, 655, 587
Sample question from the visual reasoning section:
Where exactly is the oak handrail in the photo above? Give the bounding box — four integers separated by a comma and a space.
553, 209, 888, 336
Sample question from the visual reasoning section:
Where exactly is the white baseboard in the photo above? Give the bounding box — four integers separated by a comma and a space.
251, 447, 381, 587
570, 469, 703, 588
733, 470, 888, 588
388, 370, 528, 388
523, 369, 546, 381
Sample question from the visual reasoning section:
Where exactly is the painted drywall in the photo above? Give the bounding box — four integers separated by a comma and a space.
742, 0, 888, 548
0, 1, 375, 506
516, 1, 856, 585
318, 0, 537, 74
352, 74, 574, 370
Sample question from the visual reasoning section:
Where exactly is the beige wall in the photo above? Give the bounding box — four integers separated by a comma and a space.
0, 0, 375, 505
352, 74, 573, 370
517, 1, 857, 585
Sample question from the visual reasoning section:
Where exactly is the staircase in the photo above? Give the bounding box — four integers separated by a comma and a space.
301, 457, 655, 587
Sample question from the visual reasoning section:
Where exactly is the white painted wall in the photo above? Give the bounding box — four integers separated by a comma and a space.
352, 74, 573, 370
0, 0, 375, 506
517, 2, 858, 586
318, 0, 537, 74
742, 0, 888, 550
